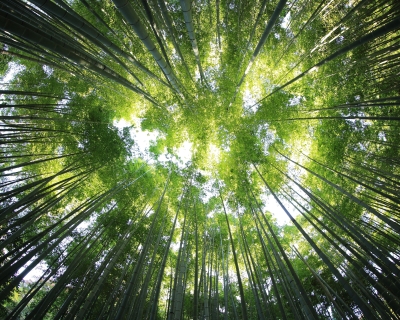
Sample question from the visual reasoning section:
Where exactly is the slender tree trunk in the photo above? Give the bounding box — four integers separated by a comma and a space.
219, 191, 248, 320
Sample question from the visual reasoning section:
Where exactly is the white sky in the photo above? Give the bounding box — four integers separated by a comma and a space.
261, 191, 293, 225
114, 118, 194, 170
1, 62, 25, 90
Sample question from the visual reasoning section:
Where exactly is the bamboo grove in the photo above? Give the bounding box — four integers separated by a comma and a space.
0, 0, 400, 318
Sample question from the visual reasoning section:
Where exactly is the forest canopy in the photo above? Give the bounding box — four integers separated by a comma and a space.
1, 0, 400, 319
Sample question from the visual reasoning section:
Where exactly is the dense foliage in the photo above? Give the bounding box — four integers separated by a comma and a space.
1, 0, 400, 318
